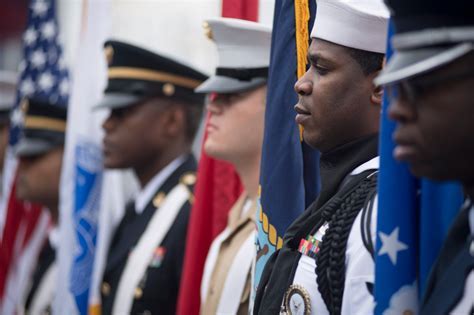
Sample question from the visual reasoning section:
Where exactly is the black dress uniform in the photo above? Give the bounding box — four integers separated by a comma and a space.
421, 201, 474, 315
101, 155, 197, 315
254, 135, 379, 315
96, 40, 207, 315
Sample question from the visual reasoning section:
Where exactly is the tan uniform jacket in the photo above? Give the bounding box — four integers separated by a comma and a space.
201, 194, 257, 315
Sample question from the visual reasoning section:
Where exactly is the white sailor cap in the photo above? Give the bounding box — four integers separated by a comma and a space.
311, 0, 390, 54
195, 18, 272, 94
0, 71, 17, 115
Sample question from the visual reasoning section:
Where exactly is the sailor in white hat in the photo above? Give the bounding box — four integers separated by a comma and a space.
196, 17, 271, 315
253, 1, 389, 314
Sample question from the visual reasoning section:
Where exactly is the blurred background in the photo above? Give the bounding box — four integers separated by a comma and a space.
1, 0, 275, 78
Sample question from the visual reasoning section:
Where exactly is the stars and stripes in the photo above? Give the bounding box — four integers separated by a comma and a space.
15, 0, 69, 117
0, 1, 69, 314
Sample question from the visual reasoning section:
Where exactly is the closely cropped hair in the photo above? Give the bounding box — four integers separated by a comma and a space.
345, 47, 385, 75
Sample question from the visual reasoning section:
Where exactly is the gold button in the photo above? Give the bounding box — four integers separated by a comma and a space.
180, 173, 196, 186
134, 287, 143, 299
163, 83, 175, 96
101, 282, 111, 296
153, 192, 166, 208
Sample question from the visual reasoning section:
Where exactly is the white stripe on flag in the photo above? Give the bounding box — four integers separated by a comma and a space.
54, 1, 138, 314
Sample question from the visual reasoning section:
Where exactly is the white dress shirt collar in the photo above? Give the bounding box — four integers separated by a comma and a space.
134, 155, 187, 214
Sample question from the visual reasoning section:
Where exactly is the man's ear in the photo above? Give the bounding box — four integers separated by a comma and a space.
369, 70, 384, 106
371, 84, 384, 106
165, 106, 185, 137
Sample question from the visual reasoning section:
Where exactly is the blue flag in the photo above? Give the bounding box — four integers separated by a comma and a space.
254, 0, 319, 289
374, 22, 463, 314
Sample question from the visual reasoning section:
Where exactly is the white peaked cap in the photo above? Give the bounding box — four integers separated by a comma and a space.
311, 0, 390, 53
195, 18, 272, 94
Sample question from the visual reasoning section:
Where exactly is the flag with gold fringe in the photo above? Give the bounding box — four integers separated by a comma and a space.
254, 0, 319, 293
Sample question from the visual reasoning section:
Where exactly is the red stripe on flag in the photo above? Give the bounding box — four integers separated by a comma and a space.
0, 175, 44, 300
222, 0, 259, 21
176, 3, 258, 314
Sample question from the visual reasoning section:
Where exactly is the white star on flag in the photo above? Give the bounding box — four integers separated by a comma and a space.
31, 0, 49, 17
378, 227, 408, 265
58, 57, 67, 70
20, 78, 35, 96
10, 107, 24, 128
23, 28, 38, 46
41, 21, 56, 40
30, 49, 47, 69
59, 79, 69, 96
38, 72, 55, 91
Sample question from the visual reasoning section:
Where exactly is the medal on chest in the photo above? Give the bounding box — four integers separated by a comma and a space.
282, 284, 311, 315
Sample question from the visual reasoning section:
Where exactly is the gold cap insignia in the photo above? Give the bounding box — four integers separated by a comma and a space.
153, 192, 166, 208
162, 83, 175, 96
202, 21, 213, 40
180, 173, 196, 186
104, 45, 114, 66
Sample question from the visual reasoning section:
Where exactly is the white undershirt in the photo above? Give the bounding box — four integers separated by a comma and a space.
134, 155, 186, 214
241, 198, 254, 219
48, 226, 59, 249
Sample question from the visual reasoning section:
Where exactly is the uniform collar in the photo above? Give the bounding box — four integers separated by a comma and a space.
316, 134, 379, 208
134, 155, 186, 214
49, 226, 59, 250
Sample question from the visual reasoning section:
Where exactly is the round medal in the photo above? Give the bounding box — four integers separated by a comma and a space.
284, 284, 311, 315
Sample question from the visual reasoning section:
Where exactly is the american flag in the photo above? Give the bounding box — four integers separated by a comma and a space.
10, 0, 69, 145
0, 0, 69, 313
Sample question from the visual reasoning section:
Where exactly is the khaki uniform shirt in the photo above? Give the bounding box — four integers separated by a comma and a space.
201, 194, 257, 315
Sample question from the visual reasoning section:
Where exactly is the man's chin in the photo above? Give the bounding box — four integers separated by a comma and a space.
103, 158, 127, 170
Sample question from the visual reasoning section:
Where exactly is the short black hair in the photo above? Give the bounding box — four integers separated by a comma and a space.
345, 46, 385, 75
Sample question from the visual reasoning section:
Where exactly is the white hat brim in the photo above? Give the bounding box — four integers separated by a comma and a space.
195, 75, 266, 94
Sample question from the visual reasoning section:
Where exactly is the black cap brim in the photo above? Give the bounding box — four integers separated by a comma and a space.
15, 138, 58, 157
375, 42, 473, 86
93, 92, 143, 110
195, 76, 266, 94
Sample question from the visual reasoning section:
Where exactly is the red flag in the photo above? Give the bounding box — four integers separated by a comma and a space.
177, 3, 258, 314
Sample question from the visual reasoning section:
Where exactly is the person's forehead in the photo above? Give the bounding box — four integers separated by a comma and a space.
309, 39, 351, 63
